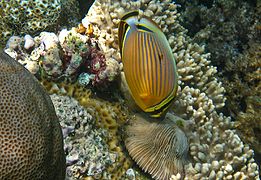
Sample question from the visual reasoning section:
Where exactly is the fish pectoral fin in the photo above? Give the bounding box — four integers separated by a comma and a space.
139, 93, 150, 100
139, 93, 160, 106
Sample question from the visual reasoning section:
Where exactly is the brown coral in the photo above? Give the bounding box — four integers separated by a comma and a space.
234, 96, 261, 155
223, 41, 261, 116
220, 41, 261, 158
0, 51, 65, 180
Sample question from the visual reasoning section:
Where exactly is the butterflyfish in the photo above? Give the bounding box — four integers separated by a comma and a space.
118, 11, 178, 118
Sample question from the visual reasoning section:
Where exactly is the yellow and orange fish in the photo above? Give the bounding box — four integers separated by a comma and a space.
118, 11, 178, 118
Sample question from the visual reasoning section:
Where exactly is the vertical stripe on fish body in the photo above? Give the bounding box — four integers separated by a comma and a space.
119, 11, 178, 118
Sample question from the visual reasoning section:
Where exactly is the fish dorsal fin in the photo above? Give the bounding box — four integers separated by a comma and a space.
141, 15, 163, 31
121, 11, 139, 21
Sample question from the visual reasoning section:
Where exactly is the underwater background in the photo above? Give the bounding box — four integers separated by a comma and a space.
0, 0, 260, 179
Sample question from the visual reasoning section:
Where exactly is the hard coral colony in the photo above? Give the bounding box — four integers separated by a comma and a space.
0, 51, 66, 179
0, 0, 61, 46
0, 0, 260, 180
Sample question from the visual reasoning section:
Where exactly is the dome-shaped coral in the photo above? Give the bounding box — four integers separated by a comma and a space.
0, 51, 65, 179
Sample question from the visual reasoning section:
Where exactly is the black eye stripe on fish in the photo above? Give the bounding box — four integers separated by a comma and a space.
136, 24, 153, 32
118, 11, 178, 119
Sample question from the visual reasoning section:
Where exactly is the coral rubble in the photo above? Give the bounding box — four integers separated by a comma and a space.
0, 51, 65, 179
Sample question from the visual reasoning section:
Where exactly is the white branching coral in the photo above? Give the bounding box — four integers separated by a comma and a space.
85, 0, 259, 179
173, 86, 259, 179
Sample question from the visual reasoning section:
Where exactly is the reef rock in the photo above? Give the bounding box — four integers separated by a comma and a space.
0, 51, 65, 179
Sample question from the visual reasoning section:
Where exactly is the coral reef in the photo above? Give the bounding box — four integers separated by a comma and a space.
220, 41, 261, 160
0, 51, 65, 179
85, 0, 225, 108
40, 81, 132, 179
176, 0, 261, 167
173, 88, 259, 179
51, 94, 117, 179
176, 0, 260, 69
125, 114, 189, 179
234, 96, 261, 156
0, 0, 83, 47
222, 41, 261, 116
118, 11, 186, 178
2, 0, 260, 179
0, 0, 61, 46
4, 28, 120, 87
84, 0, 259, 179
59, 0, 81, 27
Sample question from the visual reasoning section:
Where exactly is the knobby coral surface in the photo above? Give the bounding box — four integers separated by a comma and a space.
0, 0, 61, 46
0, 0, 82, 47
0, 51, 65, 179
